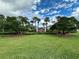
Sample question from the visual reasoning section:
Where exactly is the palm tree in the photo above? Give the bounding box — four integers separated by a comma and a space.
37, 18, 41, 32
44, 17, 50, 32
33, 17, 40, 32
30, 20, 34, 25
42, 23, 46, 32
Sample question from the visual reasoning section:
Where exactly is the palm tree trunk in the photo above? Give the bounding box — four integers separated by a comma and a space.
46, 23, 47, 32
62, 30, 65, 35
35, 21, 37, 32
37, 22, 39, 32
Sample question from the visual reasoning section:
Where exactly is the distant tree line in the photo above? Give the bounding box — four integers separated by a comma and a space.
0, 15, 50, 34
0, 14, 79, 35
0, 15, 30, 34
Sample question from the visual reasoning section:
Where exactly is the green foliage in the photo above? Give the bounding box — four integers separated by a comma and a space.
76, 21, 79, 29
0, 15, 30, 33
50, 16, 78, 34
0, 14, 79, 34
44, 17, 50, 22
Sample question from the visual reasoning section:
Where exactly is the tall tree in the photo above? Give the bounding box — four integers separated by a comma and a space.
30, 20, 34, 25
33, 17, 40, 32
18, 16, 29, 26
18, 16, 30, 32
6, 16, 20, 33
44, 17, 50, 32
0, 15, 5, 32
42, 23, 46, 32
37, 18, 41, 32
50, 16, 78, 35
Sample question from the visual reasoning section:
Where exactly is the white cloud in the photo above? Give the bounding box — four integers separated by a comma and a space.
71, 7, 79, 20
10, 11, 22, 16
0, 0, 14, 15
47, 11, 61, 15
32, 5, 37, 10
54, 2, 74, 9
55, 3, 67, 9
34, 11, 40, 14
33, 0, 40, 4
64, 0, 78, 2
38, 8, 50, 14
41, 9, 46, 13
0, 0, 35, 16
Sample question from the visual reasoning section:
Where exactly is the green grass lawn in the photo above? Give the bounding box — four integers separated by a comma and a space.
0, 33, 79, 59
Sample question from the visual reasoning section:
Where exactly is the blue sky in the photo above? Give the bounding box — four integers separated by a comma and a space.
0, 0, 79, 20
32, 0, 79, 18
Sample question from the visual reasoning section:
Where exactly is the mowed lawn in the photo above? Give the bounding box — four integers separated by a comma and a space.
0, 33, 79, 59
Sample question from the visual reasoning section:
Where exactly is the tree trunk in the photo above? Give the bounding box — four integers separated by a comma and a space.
2, 28, 4, 33
62, 30, 65, 35
35, 21, 37, 32
46, 24, 47, 32
43, 26, 46, 32
37, 22, 39, 32
2, 24, 4, 33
